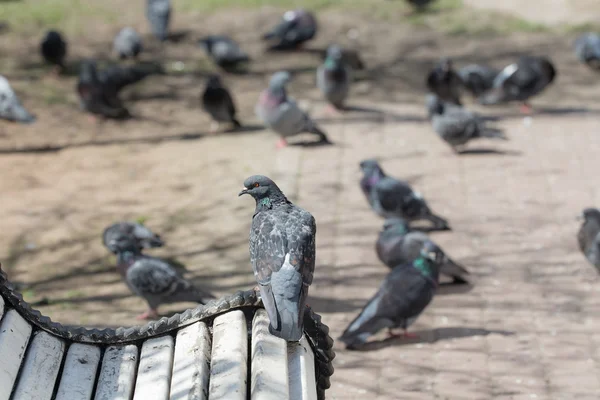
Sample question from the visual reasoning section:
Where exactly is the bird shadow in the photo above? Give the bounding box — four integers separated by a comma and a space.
343, 326, 515, 351
167, 30, 192, 43
288, 140, 337, 148
456, 148, 522, 156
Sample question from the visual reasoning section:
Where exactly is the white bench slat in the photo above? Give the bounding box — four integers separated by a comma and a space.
133, 335, 174, 400
251, 309, 290, 400
12, 331, 65, 400
54, 343, 101, 400
0, 309, 33, 400
208, 310, 248, 400
287, 336, 317, 400
95, 344, 139, 400
169, 322, 211, 400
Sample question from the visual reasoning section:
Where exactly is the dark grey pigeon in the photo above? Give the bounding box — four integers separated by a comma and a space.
478, 56, 556, 114
202, 74, 241, 132
113, 27, 143, 60
317, 44, 351, 110
376, 217, 469, 283
198, 35, 249, 69
574, 33, 600, 70
426, 94, 507, 152
338, 241, 442, 348
40, 30, 67, 73
359, 159, 450, 231
426, 57, 463, 105
0, 75, 35, 124
256, 71, 331, 148
262, 9, 317, 51
146, 0, 171, 41
110, 235, 214, 320
103, 221, 164, 253
577, 208, 600, 273
239, 175, 316, 342
457, 64, 498, 98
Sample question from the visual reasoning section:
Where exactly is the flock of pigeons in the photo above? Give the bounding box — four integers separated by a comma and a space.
5, 1, 600, 347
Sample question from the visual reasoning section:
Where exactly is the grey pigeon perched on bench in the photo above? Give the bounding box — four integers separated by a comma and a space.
40, 30, 67, 74
574, 33, 600, 70
426, 57, 463, 105
0, 75, 35, 124
256, 71, 331, 148
146, 0, 171, 41
577, 208, 600, 273
426, 94, 506, 152
478, 55, 556, 114
202, 74, 241, 132
110, 235, 214, 320
377, 217, 469, 283
457, 64, 498, 98
103, 221, 164, 253
262, 9, 317, 51
339, 241, 442, 348
239, 175, 316, 342
359, 159, 450, 231
198, 35, 249, 69
113, 27, 143, 60
317, 44, 351, 110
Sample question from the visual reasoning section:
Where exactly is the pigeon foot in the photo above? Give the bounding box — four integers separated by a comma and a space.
324, 104, 341, 116
276, 137, 288, 149
136, 309, 159, 320
209, 121, 220, 134
387, 328, 418, 339
520, 103, 533, 114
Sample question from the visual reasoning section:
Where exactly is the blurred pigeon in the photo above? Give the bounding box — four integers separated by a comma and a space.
406, 0, 435, 11
577, 208, 600, 273
113, 27, 143, 60
111, 235, 214, 320
0, 75, 35, 124
320, 48, 365, 71
478, 56, 556, 114
40, 30, 67, 74
256, 71, 331, 148
198, 35, 250, 69
376, 217, 469, 283
146, 0, 171, 41
360, 159, 450, 230
77, 60, 160, 119
239, 175, 316, 342
574, 33, 600, 70
103, 221, 164, 253
338, 241, 442, 348
317, 44, 351, 110
262, 9, 317, 50
457, 64, 498, 98
202, 74, 241, 132
426, 57, 463, 105
426, 94, 506, 151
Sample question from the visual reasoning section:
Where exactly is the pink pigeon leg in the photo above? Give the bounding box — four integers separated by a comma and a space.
276, 137, 288, 149
136, 308, 159, 320
520, 102, 533, 114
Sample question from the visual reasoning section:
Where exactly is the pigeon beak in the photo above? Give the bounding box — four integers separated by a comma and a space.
238, 187, 249, 196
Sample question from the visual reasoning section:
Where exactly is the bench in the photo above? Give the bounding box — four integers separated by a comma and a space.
0, 265, 335, 400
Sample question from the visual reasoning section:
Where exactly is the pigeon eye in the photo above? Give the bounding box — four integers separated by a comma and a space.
254, 183, 260, 188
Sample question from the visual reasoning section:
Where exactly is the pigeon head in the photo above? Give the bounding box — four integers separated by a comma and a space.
44, 30, 63, 43
580, 208, 600, 222
206, 74, 223, 88
79, 59, 100, 84
359, 159, 384, 176
107, 235, 141, 254
198, 36, 216, 52
239, 175, 288, 208
283, 9, 300, 22
269, 71, 292, 89
325, 45, 343, 62
382, 217, 409, 232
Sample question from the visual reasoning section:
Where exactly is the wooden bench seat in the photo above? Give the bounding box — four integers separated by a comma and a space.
0, 266, 334, 400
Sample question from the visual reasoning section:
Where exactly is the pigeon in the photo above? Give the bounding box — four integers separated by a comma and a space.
406, 0, 435, 11
77, 60, 160, 119
256, 71, 331, 148
574, 33, 600, 70
103, 221, 164, 253
577, 208, 600, 273
359, 159, 450, 230
40, 30, 67, 73
317, 44, 352, 110
478, 56, 556, 114
262, 9, 317, 51
320, 48, 365, 71
146, 0, 171, 41
239, 175, 316, 342
0, 75, 35, 124
457, 64, 499, 98
426, 57, 463, 105
338, 241, 443, 348
376, 217, 469, 283
426, 94, 507, 151
198, 35, 250, 69
113, 27, 143, 60
110, 235, 214, 320
201, 74, 241, 132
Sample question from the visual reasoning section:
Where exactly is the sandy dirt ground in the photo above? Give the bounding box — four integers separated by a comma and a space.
2, 2, 600, 399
